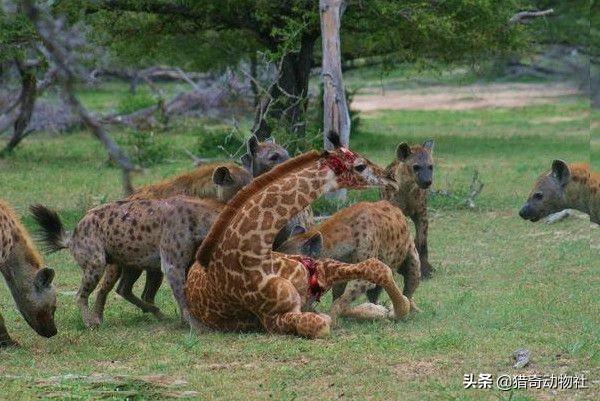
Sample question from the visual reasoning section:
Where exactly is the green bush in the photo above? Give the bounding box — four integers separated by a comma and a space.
116, 93, 156, 115
121, 130, 170, 167
194, 125, 246, 158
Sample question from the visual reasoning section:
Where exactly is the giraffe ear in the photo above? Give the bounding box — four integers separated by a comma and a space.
247, 135, 259, 156
212, 166, 234, 185
396, 143, 411, 161
290, 225, 306, 236
551, 159, 570, 187
302, 233, 323, 258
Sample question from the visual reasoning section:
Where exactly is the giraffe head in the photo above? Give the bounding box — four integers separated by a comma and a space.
322, 132, 398, 191
519, 160, 570, 222
242, 136, 290, 177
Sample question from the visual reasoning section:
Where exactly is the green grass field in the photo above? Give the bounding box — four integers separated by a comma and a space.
0, 73, 597, 400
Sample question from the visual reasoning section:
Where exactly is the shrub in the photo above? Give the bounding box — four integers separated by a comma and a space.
194, 125, 246, 158
121, 129, 170, 167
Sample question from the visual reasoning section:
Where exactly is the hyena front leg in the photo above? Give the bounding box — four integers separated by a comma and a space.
92, 264, 121, 324
412, 212, 433, 279
317, 258, 410, 320
399, 242, 421, 313
160, 251, 192, 325
0, 311, 18, 347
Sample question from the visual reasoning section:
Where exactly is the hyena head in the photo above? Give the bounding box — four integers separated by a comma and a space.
519, 160, 570, 222
242, 135, 290, 177
8, 264, 58, 338
395, 140, 434, 189
273, 225, 323, 258
212, 165, 253, 203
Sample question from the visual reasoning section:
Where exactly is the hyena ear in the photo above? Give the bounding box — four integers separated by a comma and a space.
247, 135, 259, 156
240, 154, 252, 171
396, 143, 412, 161
212, 166, 234, 185
290, 225, 306, 236
422, 139, 434, 153
35, 268, 55, 291
302, 233, 323, 258
551, 159, 570, 187
327, 131, 342, 149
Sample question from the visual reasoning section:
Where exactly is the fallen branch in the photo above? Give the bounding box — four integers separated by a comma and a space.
509, 9, 554, 25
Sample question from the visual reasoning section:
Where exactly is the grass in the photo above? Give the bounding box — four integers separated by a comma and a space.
0, 72, 597, 400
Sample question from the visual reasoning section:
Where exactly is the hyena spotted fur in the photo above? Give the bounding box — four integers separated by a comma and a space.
380, 140, 435, 278
1, 200, 57, 346
275, 201, 420, 324
31, 197, 223, 328
520, 160, 599, 224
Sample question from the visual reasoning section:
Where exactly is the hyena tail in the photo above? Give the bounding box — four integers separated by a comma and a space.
29, 204, 71, 253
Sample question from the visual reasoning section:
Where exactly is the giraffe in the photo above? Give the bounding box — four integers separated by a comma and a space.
185, 133, 411, 338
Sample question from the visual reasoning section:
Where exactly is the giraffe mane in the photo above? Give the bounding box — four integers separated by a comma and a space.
0, 200, 43, 268
197, 150, 324, 266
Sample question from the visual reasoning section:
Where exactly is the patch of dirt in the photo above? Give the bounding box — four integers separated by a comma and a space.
352, 83, 579, 112
392, 357, 440, 380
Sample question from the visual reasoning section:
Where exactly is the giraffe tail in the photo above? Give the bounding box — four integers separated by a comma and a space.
29, 204, 71, 253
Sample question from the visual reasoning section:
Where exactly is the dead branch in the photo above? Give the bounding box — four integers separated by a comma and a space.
21, 0, 139, 195
509, 9, 554, 25
464, 169, 484, 209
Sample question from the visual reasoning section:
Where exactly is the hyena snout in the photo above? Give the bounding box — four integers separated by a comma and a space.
519, 204, 539, 222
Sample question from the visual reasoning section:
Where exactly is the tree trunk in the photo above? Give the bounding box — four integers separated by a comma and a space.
1, 60, 37, 156
253, 34, 316, 140
320, 0, 350, 200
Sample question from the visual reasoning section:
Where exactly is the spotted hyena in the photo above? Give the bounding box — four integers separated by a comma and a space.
1, 200, 57, 346
380, 140, 435, 279
30, 197, 223, 328
520, 160, 599, 224
275, 200, 420, 323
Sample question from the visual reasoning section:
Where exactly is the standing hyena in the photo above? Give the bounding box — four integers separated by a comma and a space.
519, 160, 599, 224
1, 200, 57, 346
275, 201, 421, 324
380, 140, 435, 279
31, 197, 223, 328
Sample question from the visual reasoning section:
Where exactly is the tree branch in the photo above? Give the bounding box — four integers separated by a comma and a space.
509, 9, 554, 25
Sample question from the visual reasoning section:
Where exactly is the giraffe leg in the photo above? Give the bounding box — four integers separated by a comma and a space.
92, 264, 121, 324
0, 311, 18, 347
330, 280, 378, 324
318, 258, 410, 320
257, 277, 331, 339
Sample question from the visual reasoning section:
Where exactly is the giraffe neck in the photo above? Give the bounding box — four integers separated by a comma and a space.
205, 156, 337, 267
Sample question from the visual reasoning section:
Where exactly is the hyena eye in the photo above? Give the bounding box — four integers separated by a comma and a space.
269, 154, 279, 161
428, 165, 433, 170
533, 192, 543, 200
354, 164, 367, 172
412, 165, 421, 172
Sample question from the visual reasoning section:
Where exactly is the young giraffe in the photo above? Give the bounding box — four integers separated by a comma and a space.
275, 201, 421, 324
520, 160, 599, 224
1, 200, 57, 346
31, 197, 223, 328
185, 133, 411, 338
380, 140, 435, 279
